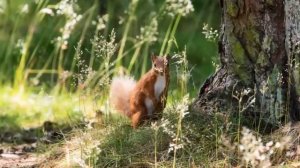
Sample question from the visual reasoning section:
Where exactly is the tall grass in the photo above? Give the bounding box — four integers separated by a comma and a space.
0, 0, 219, 91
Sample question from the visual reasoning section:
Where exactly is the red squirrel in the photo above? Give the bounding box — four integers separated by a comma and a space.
110, 55, 170, 128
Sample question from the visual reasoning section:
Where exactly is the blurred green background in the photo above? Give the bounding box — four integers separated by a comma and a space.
0, 0, 220, 95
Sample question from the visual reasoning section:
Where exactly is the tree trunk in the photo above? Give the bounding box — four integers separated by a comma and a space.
192, 0, 300, 129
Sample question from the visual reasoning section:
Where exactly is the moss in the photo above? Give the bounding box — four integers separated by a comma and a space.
245, 45, 257, 62
244, 28, 260, 62
256, 52, 270, 67
268, 65, 280, 91
294, 61, 300, 93
262, 35, 272, 52
245, 28, 260, 44
228, 35, 252, 84
268, 66, 285, 122
226, 0, 239, 17
230, 35, 246, 65
232, 64, 252, 85
266, 0, 274, 6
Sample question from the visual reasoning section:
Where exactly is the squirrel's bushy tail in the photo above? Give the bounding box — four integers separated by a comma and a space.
110, 76, 136, 117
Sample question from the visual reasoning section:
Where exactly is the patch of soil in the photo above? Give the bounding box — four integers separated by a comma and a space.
0, 121, 79, 168
0, 143, 45, 168
0, 153, 44, 168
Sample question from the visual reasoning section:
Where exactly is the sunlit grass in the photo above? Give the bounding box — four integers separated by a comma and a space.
0, 85, 84, 128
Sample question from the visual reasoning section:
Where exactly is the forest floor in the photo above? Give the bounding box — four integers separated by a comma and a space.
1, 87, 300, 167
0, 120, 97, 168
0, 150, 44, 168
0, 121, 67, 167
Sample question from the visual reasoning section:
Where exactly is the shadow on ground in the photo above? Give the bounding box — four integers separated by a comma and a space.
0, 114, 84, 168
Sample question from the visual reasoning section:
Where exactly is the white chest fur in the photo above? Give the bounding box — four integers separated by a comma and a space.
154, 75, 166, 99
144, 75, 166, 116
145, 97, 154, 116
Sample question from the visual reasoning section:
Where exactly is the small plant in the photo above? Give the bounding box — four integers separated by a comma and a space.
222, 126, 293, 167
202, 23, 219, 42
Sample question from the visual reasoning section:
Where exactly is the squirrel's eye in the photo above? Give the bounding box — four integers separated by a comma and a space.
154, 64, 156, 67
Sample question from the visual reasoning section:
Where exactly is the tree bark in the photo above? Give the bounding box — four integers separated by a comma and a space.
192, 0, 300, 129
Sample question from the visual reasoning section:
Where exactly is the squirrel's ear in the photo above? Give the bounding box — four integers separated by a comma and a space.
165, 54, 171, 62
167, 54, 171, 60
151, 54, 156, 62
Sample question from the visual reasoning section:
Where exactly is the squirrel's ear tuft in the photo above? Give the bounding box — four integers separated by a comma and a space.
165, 54, 171, 61
151, 54, 156, 62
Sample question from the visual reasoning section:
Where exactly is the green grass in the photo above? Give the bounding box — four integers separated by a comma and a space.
0, 86, 83, 128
